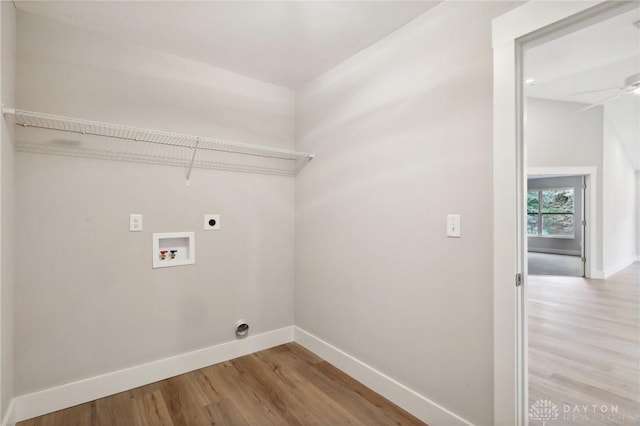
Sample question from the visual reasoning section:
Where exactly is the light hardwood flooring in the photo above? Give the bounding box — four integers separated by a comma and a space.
528, 262, 640, 425
18, 342, 426, 426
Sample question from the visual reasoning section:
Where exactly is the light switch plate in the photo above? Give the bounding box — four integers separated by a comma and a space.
204, 214, 220, 230
447, 214, 461, 238
130, 214, 143, 232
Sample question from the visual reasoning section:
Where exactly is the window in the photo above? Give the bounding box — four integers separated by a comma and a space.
527, 188, 575, 237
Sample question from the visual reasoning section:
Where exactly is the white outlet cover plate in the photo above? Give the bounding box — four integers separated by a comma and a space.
204, 214, 220, 230
447, 214, 461, 238
129, 214, 142, 232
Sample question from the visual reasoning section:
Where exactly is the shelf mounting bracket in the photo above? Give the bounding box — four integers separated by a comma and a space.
186, 140, 200, 185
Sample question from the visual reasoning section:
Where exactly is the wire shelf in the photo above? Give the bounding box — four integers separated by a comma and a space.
4, 108, 314, 177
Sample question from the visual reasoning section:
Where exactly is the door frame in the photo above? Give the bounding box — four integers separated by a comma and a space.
527, 167, 597, 278
491, 1, 635, 424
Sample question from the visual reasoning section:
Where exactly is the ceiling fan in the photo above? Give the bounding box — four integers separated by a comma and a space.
577, 72, 640, 112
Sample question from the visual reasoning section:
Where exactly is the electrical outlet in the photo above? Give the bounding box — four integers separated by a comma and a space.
204, 214, 220, 230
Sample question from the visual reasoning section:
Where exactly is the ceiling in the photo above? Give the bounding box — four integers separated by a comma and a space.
525, 6, 640, 169
14, 0, 440, 89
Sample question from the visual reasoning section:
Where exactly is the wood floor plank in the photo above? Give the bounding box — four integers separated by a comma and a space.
204, 399, 253, 426
528, 261, 640, 425
203, 359, 289, 425
158, 375, 207, 426
132, 390, 173, 426
310, 359, 421, 426
228, 354, 305, 425
94, 389, 136, 426
17, 343, 427, 425
233, 349, 365, 425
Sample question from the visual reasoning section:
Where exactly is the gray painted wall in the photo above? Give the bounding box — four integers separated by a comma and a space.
295, 2, 516, 425
602, 112, 637, 273
528, 176, 583, 256
0, 1, 16, 418
14, 12, 296, 395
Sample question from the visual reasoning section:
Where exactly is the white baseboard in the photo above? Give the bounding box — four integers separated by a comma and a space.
12, 326, 294, 423
293, 327, 473, 426
592, 270, 606, 279
12, 325, 472, 425
1, 399, 15, 426
603, 257, 637, 279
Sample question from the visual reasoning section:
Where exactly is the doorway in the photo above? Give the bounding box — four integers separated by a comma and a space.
492, 2, 640, 424
522, 6, 640, 422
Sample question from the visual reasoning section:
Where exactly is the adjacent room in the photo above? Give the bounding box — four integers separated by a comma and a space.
0, 1, 638, 426
524, 7, 640, 425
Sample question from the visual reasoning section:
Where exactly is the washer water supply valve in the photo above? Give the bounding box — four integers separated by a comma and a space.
152, 232, 194, 269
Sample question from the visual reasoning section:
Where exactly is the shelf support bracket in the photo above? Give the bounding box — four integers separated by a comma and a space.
186, 140, 200, 185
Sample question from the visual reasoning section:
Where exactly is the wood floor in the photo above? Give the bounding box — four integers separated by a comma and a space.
528, 262, 640, 425
18, 343, 425, 426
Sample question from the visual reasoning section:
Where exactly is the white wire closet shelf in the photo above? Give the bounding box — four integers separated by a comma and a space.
3, 108, 314, 178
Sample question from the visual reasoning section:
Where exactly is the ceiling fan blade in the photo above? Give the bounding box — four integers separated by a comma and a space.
578, 92, 623, 112
569, 87, 620, 96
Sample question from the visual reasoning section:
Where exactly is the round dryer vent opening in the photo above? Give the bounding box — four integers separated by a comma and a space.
235, 320, 249, 338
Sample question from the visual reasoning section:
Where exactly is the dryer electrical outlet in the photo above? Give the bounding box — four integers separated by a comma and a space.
204, 214, 220, 230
